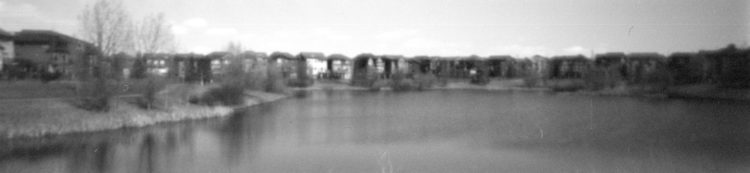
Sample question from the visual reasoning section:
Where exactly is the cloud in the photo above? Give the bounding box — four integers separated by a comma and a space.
311, 27, 352, 41
0, 2, 40, 17
491, 44, 549, 57
189, 46, 212, 54
183, 18, 208, 28
375, 29, 420, 41
399, 38, 475, 56
171, 25, 189, 35
563, 45, 587, 54
0, 2, 76, 33
205, 27, 238, 35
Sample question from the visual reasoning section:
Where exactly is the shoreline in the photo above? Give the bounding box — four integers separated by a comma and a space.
3, 81, 747, 140
0, 87, 288, 139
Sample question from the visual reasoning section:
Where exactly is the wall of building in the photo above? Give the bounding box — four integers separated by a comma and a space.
0, 40, 13, 71
14, 44, 51, 65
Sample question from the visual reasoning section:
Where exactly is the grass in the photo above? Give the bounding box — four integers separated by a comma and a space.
0, 83, 287, 139
0, 79, 177, 100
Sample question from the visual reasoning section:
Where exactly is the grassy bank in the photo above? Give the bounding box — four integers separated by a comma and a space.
667, 84, 750, 101
0, 83, 287, 139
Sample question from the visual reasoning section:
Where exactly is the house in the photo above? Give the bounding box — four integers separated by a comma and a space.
325, 54, 351, 80
206, 51, 232, 75
668, 52, 706, 85
625, 52, 666, 83
243, 51, 267, 72
13, 30, 92, 78
142, 53, 171, 75
549, 55, 590, 79
407, 56, 432, 75
700, 45, 750, 88
351, 53, 378, 86
379, 55, 404, 79
431, 56, 457, 78
0, 28, 13, 71
594, 52, 627, 67
298, 52, 326, 79
487, 55, 515, 78
170, 53, 212, 83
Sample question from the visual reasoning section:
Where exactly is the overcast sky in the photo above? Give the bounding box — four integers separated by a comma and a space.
1, 0, 748, 57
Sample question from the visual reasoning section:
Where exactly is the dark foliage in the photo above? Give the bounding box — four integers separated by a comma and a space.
40, 71, 63, 83
130, 57, 148, 79
135, 76, 166, 109
192, 84, 245, 106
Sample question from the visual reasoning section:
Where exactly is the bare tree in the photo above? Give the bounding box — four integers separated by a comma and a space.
133, 13, 175, 54
79, 0, 132, 56
226, 41, 243, 55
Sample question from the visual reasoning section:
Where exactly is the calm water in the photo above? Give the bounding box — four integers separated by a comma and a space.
2, 90, 750, 173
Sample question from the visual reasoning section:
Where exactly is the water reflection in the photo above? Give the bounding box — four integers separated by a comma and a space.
1, 90, 750, 172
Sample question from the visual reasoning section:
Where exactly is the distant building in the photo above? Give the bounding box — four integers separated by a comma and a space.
668, 52, 706, 85
206, 51, 232, 75
699, 45, 750, 88
625, 52, 666, 83
379, 55, 404, 79
142, 53, 171, 75
298, 52, 326, 79
594, 52, 627, 67
530, 55, 550, 78
487, 55, 515, 78
326, 54, 351, 80
549, 55, 590, 79
0, 28, 14, 71
13, 30, 92, 77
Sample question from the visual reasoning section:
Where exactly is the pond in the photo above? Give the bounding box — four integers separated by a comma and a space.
2, 90, 750, 173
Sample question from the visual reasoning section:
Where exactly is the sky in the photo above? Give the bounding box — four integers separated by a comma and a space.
0, 0, 748, 57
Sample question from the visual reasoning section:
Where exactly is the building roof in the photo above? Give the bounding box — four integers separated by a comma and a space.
595, 52, 626, 58
380, 55, 404, 60
298, 52, 326, 60
668, 52, 698, 58
488, 55, 514, 60
206, 51, 231, 59
627, 52, 665, 60
270, 51, 296, 60
550, 55, 589, 61
0, 28, 12, 40
354, 53, 377, 60
327, 54, 350, 61
14, 30, 87, 45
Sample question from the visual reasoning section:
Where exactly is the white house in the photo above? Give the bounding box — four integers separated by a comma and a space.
0, 28, 14, 71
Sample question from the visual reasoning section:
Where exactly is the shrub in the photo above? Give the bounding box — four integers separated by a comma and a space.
287, 77, 314, 87
136, 76, 167, 109
413, 73, 438, 90
75, 77, 118, 112
265, 64, 288, 93
637, 66, 672, 92
351, 66, 379, 87
582, 66, 623, 90
522, 71, 545, 88
192, 84, 246, 106
369, 79, 390, 91
130, 57, 148, 79
548, 79, 586, 92
244, 67, 268, 90
390, 71, 418, 91
40, 71, 63, 83
73, 52, 119, 112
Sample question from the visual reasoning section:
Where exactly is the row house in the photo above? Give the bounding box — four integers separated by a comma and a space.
326, 54, 352, 80
0, 28, 13, 71
549, 55, 589, 79
625, 52, 666, 83
13, 30, 93, 78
